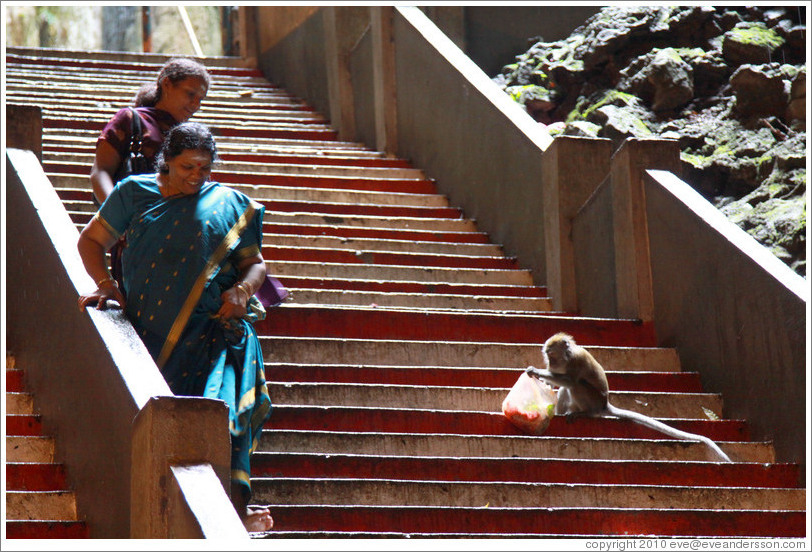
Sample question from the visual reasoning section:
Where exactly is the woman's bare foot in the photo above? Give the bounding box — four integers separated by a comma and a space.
243, 506, 274, 532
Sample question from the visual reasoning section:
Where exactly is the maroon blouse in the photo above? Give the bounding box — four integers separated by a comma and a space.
96, 107, 179, 169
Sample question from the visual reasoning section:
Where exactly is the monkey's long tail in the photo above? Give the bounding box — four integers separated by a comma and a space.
605, 405, 732, 462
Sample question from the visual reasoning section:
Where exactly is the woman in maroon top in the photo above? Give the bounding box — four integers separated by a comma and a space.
90, 57, 211, 204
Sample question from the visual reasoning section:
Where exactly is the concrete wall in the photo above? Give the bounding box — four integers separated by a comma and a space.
256, 7, 330, 123
461, 6, 601, 77
6, 148, 170, 537
392, 8, 553, 281
645, 170, 808, 474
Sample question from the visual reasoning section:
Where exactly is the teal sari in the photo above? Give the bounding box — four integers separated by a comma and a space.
97, 174, 272, 499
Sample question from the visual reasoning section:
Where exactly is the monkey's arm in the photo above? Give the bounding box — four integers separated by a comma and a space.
525, 366, 573, 388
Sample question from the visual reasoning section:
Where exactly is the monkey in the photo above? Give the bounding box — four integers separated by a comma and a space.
525, 332, 732, 463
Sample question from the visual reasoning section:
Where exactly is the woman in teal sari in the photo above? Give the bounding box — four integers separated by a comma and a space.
78, 122, 273, 532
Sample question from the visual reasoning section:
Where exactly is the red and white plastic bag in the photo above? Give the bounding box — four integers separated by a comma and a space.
501, 372, 558, 435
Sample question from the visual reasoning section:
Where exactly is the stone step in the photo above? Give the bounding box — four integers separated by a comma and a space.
214, 169, 437, 194
256, 306, 658, 346
46, 141, 409, 167
44, 153, 427, 179
50, 179, 450, 209
265, 234, 501, 256
5, 80, 294, 101
258, 430, 774, 463
53, 179, 451, 208
248, 504, 806, 537
262, 245, 519, 271
5, 48, 256, 69
65, 210, 491, 245
265, 405, 748, 442
273, 276, 545, 298
6, 391, 35, 414
267, 381, 724, 418
285, 288, 552, 312
255, 453, 798, 488
5, 491, 79, 521
259, 336, 676, 369
264, 363, 699, 390
3, 359, 87, 537
262, 222, 490, 244
43, 131, 373, 153
252, 477, 804, 510
265, 261, 533, 286
41, 117, 339, 141
9, 92, 318, 114
6, 436, 57, 463
10, 99, 329, 127
49, 161, 437, 192
5, 65, 271, 86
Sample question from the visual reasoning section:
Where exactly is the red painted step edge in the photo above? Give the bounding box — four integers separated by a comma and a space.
263, 505, 805, 538
265, 363, 703, 391
275, 276, 546, 297
266, 406, 749, 441
263, 222, 490, 244
6, 53, 264, 78
4, 520, 89, 539
7, 369, 25, 392
258, 199, 462, 219
257, 307, 658, 347
252, 452, 799, 488
6, 463, 69, 491
6, 414, 43, 436
262, 246, 519, 270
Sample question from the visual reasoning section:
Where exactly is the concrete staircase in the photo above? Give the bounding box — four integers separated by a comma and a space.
5, 47, 806, 538
5, 355, 89, 539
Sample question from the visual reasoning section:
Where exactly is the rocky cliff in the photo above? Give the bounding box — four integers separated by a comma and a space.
494, 6, 806, 276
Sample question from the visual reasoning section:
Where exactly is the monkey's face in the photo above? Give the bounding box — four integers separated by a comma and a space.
543, 333, 573, 373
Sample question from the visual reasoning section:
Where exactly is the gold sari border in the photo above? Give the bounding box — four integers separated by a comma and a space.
156, 202, 257, 368
95, 213, 122, 241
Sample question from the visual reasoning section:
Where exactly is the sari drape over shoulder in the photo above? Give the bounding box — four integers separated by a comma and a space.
97, 175, 272, 498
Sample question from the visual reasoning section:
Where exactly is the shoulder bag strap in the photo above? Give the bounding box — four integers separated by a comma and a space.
128, 107, 143, 155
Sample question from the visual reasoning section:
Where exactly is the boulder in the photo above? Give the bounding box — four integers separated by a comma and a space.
729, 64, 790, 119
722, 22, 785, 66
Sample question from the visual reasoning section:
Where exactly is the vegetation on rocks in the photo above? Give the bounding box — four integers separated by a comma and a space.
494, 5, 807, 276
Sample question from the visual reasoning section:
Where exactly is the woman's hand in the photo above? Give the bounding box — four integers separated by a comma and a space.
217, 254, 266, 320
217, 284, 249, 320
78, 280, 127, 311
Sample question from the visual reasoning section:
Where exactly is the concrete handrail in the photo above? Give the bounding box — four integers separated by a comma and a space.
6, 147, 244, 538
644, 168, 808, 471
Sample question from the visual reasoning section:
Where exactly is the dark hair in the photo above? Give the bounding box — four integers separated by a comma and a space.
155, 122, 220, 173
133, 57, 211, 107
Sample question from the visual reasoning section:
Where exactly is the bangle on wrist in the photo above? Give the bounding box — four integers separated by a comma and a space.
96, 276, 117, 287
235, 281, 252, 300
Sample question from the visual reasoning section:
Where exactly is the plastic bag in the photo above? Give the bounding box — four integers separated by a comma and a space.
501, 372, 558, 435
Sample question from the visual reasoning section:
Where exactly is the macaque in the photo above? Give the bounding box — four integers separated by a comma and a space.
525, 332, 732, 462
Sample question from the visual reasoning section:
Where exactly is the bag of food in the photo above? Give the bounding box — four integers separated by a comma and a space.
501, 372, 558, 435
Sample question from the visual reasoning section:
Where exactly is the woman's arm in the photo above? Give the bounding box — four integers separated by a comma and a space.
217, 254, 267, 320
90, 141, 123, 205
77, 217, 126, 311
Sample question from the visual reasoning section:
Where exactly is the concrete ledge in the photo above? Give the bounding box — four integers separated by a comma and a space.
132, 396, 246, 539
644, 169, 807, 474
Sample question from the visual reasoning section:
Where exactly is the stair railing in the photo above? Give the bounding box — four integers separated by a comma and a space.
6, 110, 247, 538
